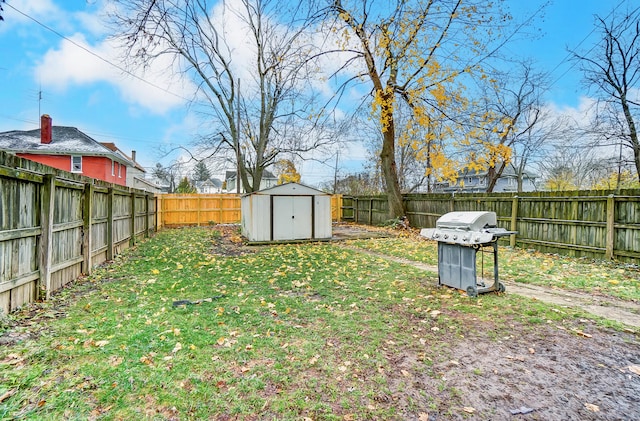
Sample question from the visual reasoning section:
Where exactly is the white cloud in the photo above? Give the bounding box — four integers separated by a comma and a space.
34, 33, 192, 114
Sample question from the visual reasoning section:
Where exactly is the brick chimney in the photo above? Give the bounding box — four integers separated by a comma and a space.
131, 150, 137, 163
41, 114, 52, 144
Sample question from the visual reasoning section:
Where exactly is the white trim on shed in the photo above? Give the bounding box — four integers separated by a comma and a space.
241, 182, 332, 242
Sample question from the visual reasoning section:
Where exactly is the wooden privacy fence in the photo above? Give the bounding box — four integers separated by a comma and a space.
342, 190, 640, 263
0, 151, 156, 315
157, 193, 343, 227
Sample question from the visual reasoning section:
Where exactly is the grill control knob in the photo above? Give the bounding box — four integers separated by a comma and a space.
443, 234, 449, 239
463, 236, 469, 241
433, 233, 439, 238
452, 235, 458, 240
474, 236, 480, 242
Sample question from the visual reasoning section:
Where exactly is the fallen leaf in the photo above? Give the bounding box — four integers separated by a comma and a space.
94, 340, 109, 347
629, 365, 640, 375
584, 403, 599, 412
108, 356, 123, 367
151, 269, 160, 275
528, 347, 535, 354
419, 412, 429, 421
401, 369, 410, 377
0, 389, 16, 403
462, 406, 475, 413
172, 342, 183, 353
575, 330, 592, 338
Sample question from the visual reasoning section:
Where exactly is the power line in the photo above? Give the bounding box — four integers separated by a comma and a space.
545, 0, 628, 91
5, 1, 191, 103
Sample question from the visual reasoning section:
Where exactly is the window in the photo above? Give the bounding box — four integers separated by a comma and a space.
118, 163, 122, 178
71, 156, 82, 173
111, 160, 115, 176
479, 178, 486, 186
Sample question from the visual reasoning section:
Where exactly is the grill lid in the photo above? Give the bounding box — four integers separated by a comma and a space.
420, 211, 515, 245
435, 211, 496, 231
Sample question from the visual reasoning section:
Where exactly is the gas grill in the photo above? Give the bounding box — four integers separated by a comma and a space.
420, 211, 515, 297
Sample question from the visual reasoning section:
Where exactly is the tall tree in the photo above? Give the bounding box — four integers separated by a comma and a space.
327, 0, 512, 217
109, 0, 332, 193
192, 161, 211, 183
274, 159, 302, 184
465, 64, 547, 192
573, 5, 640, 182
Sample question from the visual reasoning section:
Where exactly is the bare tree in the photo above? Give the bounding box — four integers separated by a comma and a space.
463, 63, 548, 192
109, 0, 334, 193
573, 5, 640, 182
508, 107, 567, 192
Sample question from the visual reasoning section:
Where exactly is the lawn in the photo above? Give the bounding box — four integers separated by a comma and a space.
1, 226, 639, 420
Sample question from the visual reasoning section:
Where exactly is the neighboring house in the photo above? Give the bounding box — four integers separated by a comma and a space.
225, 169, 277, 193
0, 115, 133, 186
101, 143, 163, 193
195, 178, 223, 193
433, 167, 537, 193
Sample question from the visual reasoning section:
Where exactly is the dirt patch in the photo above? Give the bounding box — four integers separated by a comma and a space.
209, 224, 257, 257
403, 326, 640, 420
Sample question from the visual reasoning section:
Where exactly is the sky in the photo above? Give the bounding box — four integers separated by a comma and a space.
0, 0, 626, 187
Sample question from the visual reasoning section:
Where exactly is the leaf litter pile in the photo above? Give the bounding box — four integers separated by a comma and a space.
1, 226, 639, 420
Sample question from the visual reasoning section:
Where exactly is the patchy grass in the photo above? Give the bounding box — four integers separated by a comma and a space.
346, 235, 640, 301
0, 227, 637, 420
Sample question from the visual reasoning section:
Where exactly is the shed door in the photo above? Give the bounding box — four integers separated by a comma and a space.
272, 196, 312, 240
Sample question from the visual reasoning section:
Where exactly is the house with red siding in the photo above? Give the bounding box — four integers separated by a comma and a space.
0, 115, 133, 186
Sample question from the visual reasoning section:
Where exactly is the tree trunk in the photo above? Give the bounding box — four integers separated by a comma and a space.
486, 161, 507, 193
379, 99, 405, 218
620, 98, 640, 182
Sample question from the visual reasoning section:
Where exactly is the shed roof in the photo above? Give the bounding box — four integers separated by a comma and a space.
244, 182, 330, 196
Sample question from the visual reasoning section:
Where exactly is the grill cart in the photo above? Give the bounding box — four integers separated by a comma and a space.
420, 211, 515, 297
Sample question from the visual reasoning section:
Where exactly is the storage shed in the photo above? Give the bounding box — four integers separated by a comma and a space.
241, 182, 332, 242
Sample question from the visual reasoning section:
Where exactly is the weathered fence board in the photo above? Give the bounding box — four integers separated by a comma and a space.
0, 150, 157, 315
343, 190, 640, 263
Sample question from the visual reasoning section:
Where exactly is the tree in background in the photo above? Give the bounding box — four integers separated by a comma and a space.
153, 162, 182, 193
328, 0, 514, 217
192, 161, 211, 184
573, 5, 640, 182
275, 159, 301, 185
109, 0, 334, 194
175, 177, 197, 193
465, 64, 547, 192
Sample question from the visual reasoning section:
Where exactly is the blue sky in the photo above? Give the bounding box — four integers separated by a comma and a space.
0, 0, 623, 186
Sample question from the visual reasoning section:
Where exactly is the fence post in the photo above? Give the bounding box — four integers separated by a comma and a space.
510, 195, 518, 248
369, 198, 373, 224
39, 174, 55, 300
107, 188, 114, 261
82, 183, 93, 275
354, 198, 359, 223
605, 194, 615, 259
144, 193, 151, 238
130, 189, 136, 246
